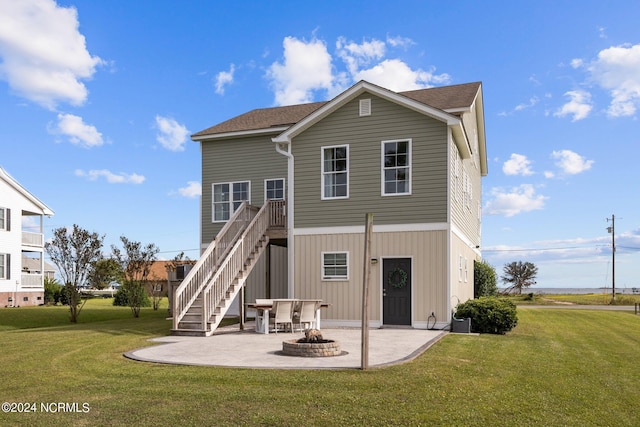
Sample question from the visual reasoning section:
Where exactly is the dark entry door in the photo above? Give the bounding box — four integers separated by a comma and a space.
382, 258, 412, 325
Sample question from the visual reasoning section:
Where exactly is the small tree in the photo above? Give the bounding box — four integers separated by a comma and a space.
160, 252, 194, 311
43, 277, 62, 305
111, 236, 159, 317
45, 225, 104, 322
501, 261, 538, 294
474, 260, 498, 298
89, 258, 123, 290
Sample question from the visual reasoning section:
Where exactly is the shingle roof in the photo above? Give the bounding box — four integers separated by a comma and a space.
192, 81, 481, 138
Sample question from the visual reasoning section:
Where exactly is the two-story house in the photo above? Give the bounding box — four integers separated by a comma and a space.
172, 80, 486, 335
0, 167, 55, 307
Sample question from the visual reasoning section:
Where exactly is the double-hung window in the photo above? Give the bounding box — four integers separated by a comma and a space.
382, 139, 411, 195
322, 145, 348, 199
265, 178, 285, 201
0, 253, 8, 280
0, 207, 7, 231
322, 252, 348, 280
212, 181, 250, 222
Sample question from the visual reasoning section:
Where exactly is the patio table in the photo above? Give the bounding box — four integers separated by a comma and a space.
247, 299, 328, 334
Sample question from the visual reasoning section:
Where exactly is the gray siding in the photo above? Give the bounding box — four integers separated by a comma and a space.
292, 94, 449, 229
200, 134, 287, 244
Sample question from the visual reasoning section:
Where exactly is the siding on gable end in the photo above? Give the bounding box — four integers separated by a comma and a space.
449, 109, 482, 247
292, 94, 449, 229
200, 134, 287, 245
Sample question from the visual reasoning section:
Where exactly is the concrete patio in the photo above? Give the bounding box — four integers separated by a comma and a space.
125, 323, 448, 370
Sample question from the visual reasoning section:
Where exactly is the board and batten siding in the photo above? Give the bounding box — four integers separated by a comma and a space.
291, 94, 449, 229
450, 232, 477, 306
294, 229, 449, 327
200, 134, 287, 245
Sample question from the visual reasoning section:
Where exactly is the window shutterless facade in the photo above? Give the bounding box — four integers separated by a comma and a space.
322, 252, 348, 280
382, 139, 411, 195
212, 181, 250, 222
321, 145, 349, 199
264, 178, 285, 201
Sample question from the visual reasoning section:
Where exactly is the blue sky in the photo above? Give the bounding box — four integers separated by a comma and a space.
1, 0, 639, 289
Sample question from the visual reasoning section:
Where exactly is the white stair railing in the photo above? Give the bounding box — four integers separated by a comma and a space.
172, 203, 256, 330
202, 202, 272, 332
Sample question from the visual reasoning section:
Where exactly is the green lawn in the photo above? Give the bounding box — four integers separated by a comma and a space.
510, 292, 640, 306
0, 300, 639, 426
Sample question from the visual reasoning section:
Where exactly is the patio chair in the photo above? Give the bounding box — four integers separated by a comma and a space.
270, 300, 294, 334
295, 300, 319, 332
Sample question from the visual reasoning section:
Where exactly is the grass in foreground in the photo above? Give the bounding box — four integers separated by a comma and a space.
0, 300, 638, 426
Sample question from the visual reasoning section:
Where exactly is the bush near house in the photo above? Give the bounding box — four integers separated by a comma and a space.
112, 282, 151, 309
455, 297, 518, 334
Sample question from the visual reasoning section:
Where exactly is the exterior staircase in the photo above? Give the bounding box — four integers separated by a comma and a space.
171, 200, 285, 336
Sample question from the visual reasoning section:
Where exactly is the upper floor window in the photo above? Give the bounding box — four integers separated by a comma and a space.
265, 178, 285, 201
212, 181, 250, 222
322, 145, 349, 199
382, 139, 411, 196
0, 207, 7, 231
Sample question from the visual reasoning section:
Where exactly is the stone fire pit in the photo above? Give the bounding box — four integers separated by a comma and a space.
281, 329, 342, 357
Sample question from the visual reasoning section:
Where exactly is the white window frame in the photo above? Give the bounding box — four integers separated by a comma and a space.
212, 181, 250, 223
458, 255, 463, 282
264, 178, 285, 202
321, 251, 349, 281
0, 253, 8, 280
0, 207, 6, 231
381, 139, 412, 196
464, 257, 469, 283
321, 145, 349, 200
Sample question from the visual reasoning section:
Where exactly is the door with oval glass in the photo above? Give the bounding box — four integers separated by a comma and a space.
382, 258, 412, 325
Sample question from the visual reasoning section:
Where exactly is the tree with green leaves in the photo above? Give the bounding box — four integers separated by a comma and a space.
501, 261, 538, 294
44, 224, 104, 322
111, 236, 159, 317
474, 260, 498, 298
89, 258, 123, 290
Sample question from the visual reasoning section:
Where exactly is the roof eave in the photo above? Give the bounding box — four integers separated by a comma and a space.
0, 167, 55, 216
191, 126, 290, 142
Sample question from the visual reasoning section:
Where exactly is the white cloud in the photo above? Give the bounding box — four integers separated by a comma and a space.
51, 113, 103, 147
75, 169, 145, 184
353, 59, 450, 92
503, 153, 534, 176
554, 90, 593, 121
551, 150, 594, 175
215, 64, 235, 95
155, 116, 189, 151
484, 184, 547, 217
514, 96, 539, 111
176, 181, 202, 198
0, 0, 103, 109
265, 35, 450, 106
586, 43, 640, 117
543, 171, 555, 179
267, 37, 335, 106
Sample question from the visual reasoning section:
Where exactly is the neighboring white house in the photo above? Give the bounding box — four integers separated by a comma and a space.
0, 167, 54, 307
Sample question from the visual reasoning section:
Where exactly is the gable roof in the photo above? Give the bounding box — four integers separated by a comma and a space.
191, 81, 482, 141
0, 166, 54, 216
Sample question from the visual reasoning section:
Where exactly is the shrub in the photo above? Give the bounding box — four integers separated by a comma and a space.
474, 260, 498, 298
455, 297, 518, 334
113, 282, 150, 310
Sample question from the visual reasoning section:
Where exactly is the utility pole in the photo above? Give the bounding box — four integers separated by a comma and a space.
606, 214, 616, 300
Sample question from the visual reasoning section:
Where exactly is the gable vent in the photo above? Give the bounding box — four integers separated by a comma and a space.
359, 99, 371, 116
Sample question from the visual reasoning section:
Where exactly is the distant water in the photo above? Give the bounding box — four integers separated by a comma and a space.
501, 287, 639, 295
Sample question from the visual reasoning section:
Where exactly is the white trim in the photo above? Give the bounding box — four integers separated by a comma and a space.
321, 144, 349, 200
294, 222, 448, 236
264, 178, 285, 203
0, 167, 54, 216
273, 141, 295, 298
381, 139, 412, 196
192, 126, 289, 141
273, 81, 461, 144
321, 251, 349, 281
451, 223, 481, 258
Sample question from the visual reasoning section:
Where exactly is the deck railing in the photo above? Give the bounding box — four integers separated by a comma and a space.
22, 231, 43, 247
21, 273, 43, 288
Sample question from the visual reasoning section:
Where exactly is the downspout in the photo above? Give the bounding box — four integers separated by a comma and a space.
274, 141, 295, 298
